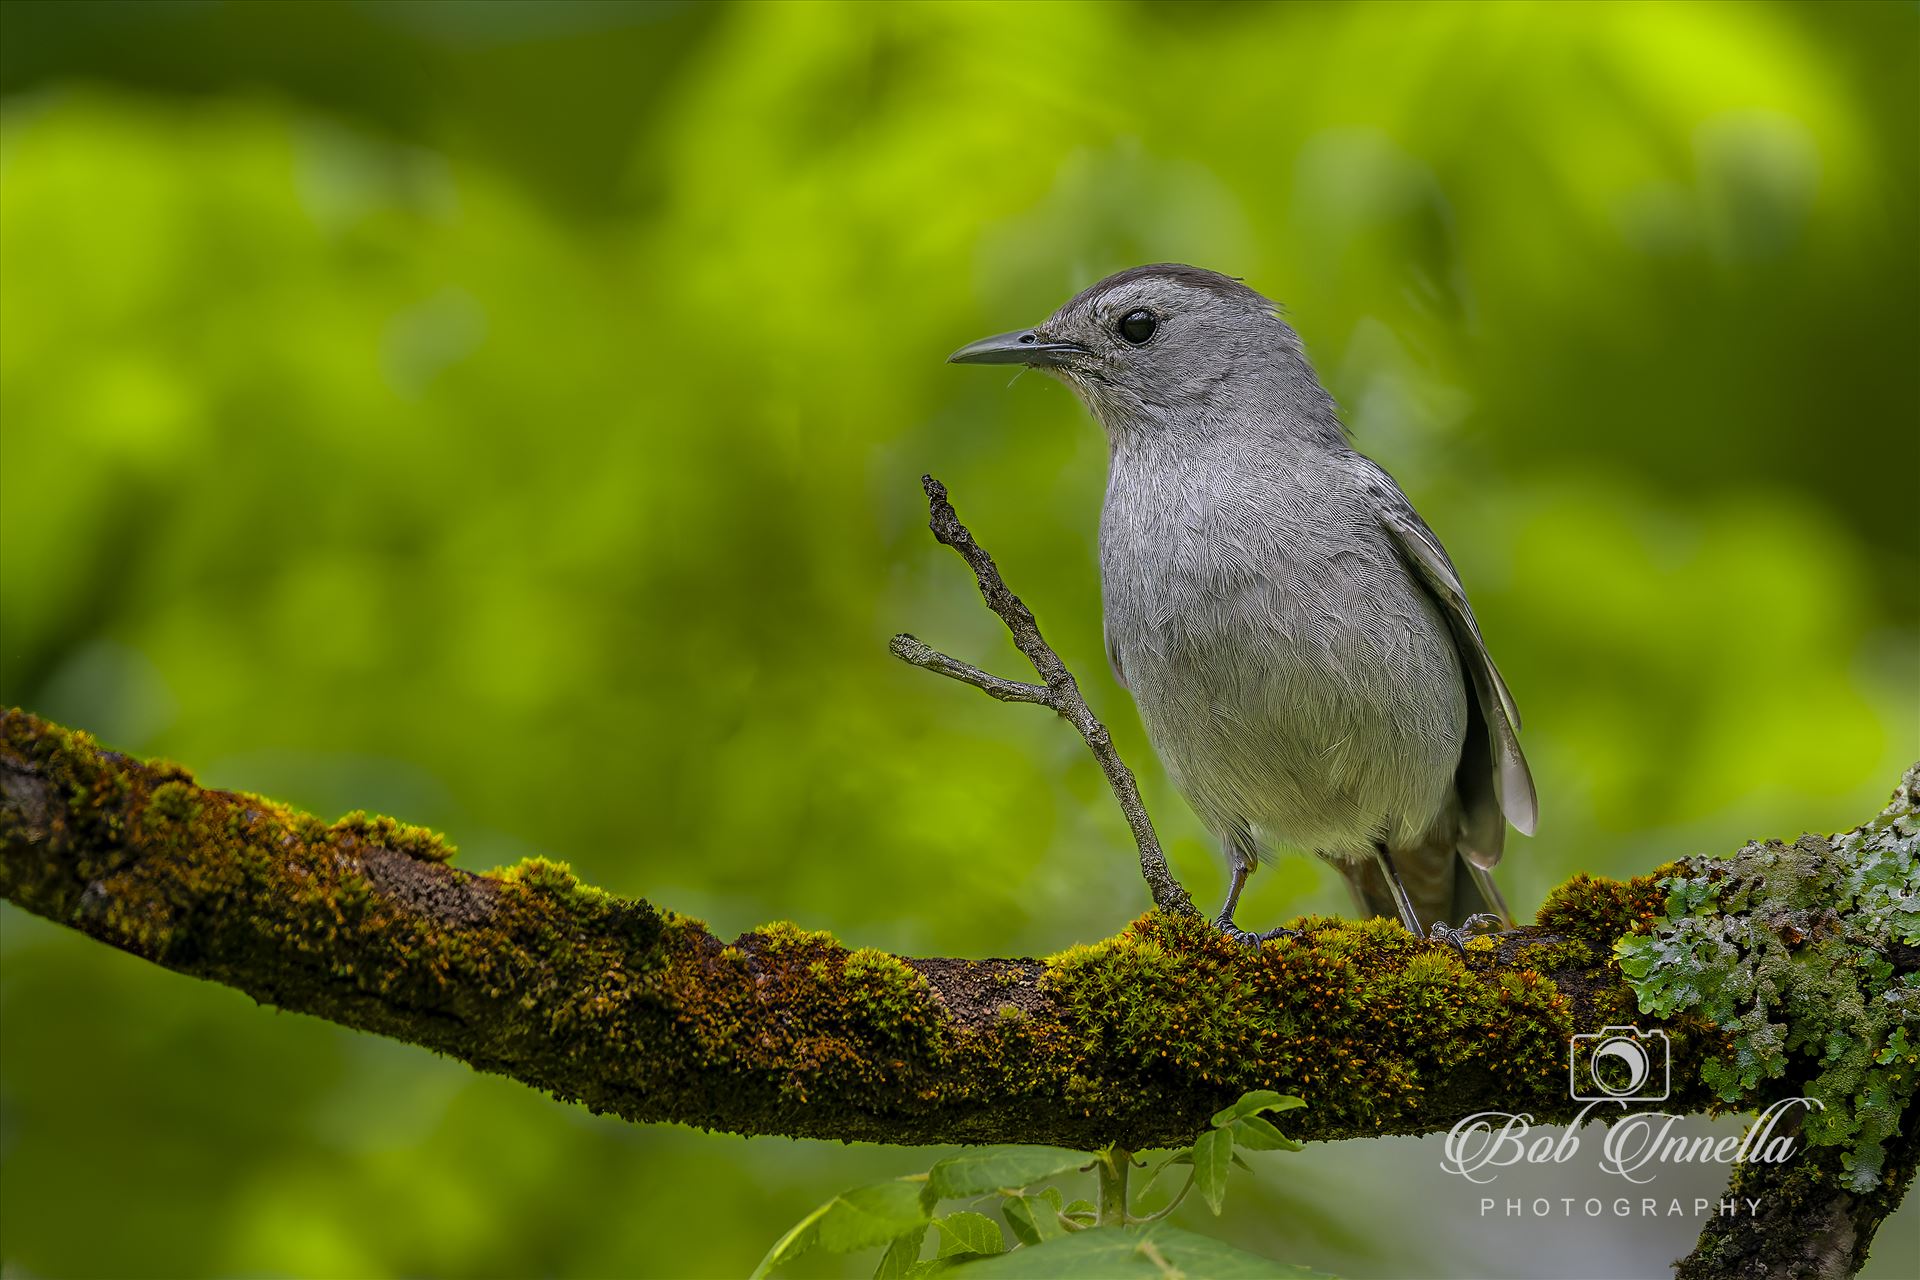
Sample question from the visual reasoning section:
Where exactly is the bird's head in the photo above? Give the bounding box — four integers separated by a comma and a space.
948, 263, 1337, 446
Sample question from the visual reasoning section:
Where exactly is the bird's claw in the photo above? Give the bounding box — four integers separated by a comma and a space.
1428, 912, 1505, 959
1215, 917, 1302, 948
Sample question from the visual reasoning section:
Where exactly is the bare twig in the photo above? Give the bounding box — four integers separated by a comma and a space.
888, 636, 1048, 706
891, 474, 1197, 918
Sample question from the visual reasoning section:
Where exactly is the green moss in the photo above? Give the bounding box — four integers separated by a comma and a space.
1037, 909, 1584, 1136
1, 710, 959, 1134
750, 920, 840, 952
658, 909, 709, 935
332, 811, 456, 862
1534, 866, 1677, 956
144, 780, 200, 827
1509, 935, 1598, 972
499, 856, 614, 912
842, 949, 936, 1036
1617, 770, 1920, 1192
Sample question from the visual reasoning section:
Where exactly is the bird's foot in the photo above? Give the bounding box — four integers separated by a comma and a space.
1215, 915, 1302, 948
1428, 912, 1505, 960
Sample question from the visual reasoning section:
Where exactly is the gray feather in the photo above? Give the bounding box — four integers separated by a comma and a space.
1350, 454, 1538, 854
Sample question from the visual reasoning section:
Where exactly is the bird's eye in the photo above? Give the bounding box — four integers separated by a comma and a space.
1117, 309, 1157, 345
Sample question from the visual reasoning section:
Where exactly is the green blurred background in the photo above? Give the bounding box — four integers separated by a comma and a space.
1, 1, 1914, 1276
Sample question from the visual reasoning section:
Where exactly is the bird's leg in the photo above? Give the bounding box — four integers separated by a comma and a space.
1428, 913, 1505, 957
1214, 832, 1299, 947
1373, 843, 1504, 957
1465, 863, 1516, 928
1371, 842, 1426, 938
1427, 864, 1513, 957
1215, 860, 1250, 929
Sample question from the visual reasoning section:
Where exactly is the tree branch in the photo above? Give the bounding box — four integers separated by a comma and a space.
1677, 1105, 1920, 1280
0, 706, 1662, 1149
890, 475, 1195, 919
3, 711, 1914, 1277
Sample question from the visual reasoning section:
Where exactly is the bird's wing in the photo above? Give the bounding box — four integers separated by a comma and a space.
1348, 454, 1537, 859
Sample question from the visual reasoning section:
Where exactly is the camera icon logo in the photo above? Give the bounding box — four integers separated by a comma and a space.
1569, 1025, 1670, 1103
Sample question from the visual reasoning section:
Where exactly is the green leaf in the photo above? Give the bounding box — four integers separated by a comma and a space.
1002, 1201, 1041, 1249
1211, 1091, 1308, 1128
817, 1181, 933, 1254
934, 1212, 1007, 1258
1192, 1127, 1233, 1215
751, 1200, 831, 1279
947, 1224, 1335, 1277
927, 1146, 1089, 1198
1061, 1199, 1097, 1223
876, 1226, 929, 1279
1232, 1113, 1304, 1152
1002, 1188, 1066, 1246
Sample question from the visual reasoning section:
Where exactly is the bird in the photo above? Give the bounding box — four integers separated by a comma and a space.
947, 264, 1536, 947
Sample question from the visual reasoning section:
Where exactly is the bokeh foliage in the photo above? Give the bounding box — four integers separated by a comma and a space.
1, 2, 1914, 1277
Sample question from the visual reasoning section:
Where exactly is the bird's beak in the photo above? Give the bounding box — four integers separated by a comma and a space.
946, 328, 1087, 367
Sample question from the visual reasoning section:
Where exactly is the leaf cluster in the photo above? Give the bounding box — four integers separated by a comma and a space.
753, 1092, 1326, 1278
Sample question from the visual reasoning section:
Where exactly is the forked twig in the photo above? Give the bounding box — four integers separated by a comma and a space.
890, 474, 1197, 918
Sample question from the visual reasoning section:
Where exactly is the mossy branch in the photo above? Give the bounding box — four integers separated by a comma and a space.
2, 709, 1914, 1278
0, 707, 1679, 1147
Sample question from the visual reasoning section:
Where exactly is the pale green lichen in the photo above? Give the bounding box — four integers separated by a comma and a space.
1617, 767, 1920, 1191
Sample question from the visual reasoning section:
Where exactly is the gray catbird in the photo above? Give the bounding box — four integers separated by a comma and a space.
949, 264, 1536, 946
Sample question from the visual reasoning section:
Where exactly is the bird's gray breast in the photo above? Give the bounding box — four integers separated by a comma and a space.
1099, 441, 1466, 857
